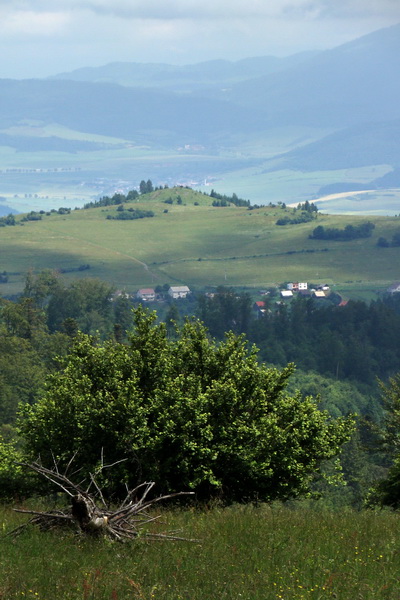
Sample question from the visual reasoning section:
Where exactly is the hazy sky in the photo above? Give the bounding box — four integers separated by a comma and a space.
1, 0, 399, 78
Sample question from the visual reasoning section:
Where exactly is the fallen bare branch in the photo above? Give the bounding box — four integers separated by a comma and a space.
6, 458, 197, 543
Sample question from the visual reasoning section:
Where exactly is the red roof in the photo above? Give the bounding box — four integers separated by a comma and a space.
254, 301, 266, 307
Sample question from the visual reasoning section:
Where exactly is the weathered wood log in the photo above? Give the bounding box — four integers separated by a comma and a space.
71, 493, 109, 533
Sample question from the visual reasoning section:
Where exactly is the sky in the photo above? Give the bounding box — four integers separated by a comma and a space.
0, 0, 399, 79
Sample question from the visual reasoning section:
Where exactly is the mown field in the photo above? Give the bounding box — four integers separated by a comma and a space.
1, 503, 399, 599
1, 186, 400, 296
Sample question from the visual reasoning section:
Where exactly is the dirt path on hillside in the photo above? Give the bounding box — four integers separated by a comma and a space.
39, 224, 162, 282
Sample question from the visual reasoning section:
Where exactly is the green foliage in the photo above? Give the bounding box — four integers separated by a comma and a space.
286, 370, 378, 420
18, 307, 354, 502
46, 278, 114, 336
20, 211, 42, 222
297, 200, 319, 213
0, 336, 46, 424
377, 236, 390, 247
197, 287, 252, 338
378, 375, 400, 458
209, 189, 250, 207
276, 201, 318, 225
212, 198, 230, 207
0, 213, 16, 227
106, 208, 154, 220
391, 231, 400, 246
249, 295, 400, 387
310, 222, 375, 240
276, 211, 315, 225
377, 230, 400, 248
139, 179, 154, 194
0, 436, 29, 498
23, 269, 61, 309
366, 375, 400, 508
83, 189, 141, 210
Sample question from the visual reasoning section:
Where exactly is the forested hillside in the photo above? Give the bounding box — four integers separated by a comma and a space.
2, 270, 400, 507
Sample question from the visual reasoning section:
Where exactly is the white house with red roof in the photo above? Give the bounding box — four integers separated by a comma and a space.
137, 288, 156, 301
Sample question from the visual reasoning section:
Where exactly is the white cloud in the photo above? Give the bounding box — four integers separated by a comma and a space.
1, 0, 399, 21
317, 0, 400, 19
0, 0, 398, 77
0, 10, 70, 35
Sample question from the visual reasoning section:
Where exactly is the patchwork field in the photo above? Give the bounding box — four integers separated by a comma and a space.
0, 123, 396, 216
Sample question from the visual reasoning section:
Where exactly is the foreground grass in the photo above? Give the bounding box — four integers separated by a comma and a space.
1, 503, 399, 599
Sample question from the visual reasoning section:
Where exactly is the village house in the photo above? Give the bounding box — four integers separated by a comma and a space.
253, 300, 267, 318
287, 282, 308, 291
111, 290, 131, 301
168, 285, 191, 299
137, 288, 156, 301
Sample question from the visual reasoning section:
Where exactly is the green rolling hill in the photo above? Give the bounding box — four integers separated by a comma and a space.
1, 187, 400, 298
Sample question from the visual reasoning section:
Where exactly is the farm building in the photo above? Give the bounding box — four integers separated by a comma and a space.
253, 301, 267, 318
168, 285, 191, 299
137, 288, 156, 301
287, 282, 308, 291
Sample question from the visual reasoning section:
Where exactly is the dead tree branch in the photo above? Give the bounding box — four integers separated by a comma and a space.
6, 459, 197, 543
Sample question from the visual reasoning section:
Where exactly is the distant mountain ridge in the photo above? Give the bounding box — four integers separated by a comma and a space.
224, 23, 400, 128
0, 78, 265, 146
49, 52, 319, 92
265, 120, 400, 172
0, 24, 399, 210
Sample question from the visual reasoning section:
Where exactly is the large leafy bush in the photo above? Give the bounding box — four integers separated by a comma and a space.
19, 307, 353, 502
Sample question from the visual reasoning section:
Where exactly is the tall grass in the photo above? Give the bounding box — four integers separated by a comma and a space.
1, 503, 399, 599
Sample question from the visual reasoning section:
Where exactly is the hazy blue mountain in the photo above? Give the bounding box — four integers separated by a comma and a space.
372, 167, 400, 188
0, 79, 265, 146
224, 23, 400, 128
265, 120, 400, 172
1, 25, 398, 149
0, 23, 398, 207
49, 52, 319, 92
0, 200, 17, 216
317, 182, 375, 196
0, 133, 115, 153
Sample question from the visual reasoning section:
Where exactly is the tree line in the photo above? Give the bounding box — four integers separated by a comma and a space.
310, 222, 375, 240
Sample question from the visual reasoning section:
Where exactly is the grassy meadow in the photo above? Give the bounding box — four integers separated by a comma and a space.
1, 186, 400, 296
1, 503, 399, 599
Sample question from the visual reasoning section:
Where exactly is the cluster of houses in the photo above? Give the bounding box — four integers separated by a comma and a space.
136, 285, 191, 301
280, 281, 330, 299
253, 282, 333, 318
